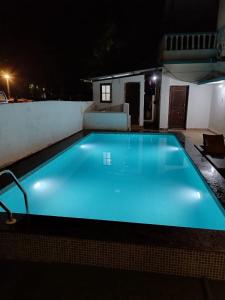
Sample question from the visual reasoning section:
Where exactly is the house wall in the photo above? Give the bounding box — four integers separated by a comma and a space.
0, 101, 92, 168
209, 85, 225, 135
93, 75, 145, 126
217, 0, 225, 29
160, 72, 213, 129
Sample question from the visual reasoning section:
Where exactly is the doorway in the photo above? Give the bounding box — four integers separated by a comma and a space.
125, 83, 140, 125
168, 86, 189, 129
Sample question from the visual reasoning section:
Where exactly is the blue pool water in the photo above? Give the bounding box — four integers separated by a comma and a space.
0, 133, 225, 230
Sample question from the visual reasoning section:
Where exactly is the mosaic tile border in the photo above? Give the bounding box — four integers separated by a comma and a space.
1, 232, 225, 280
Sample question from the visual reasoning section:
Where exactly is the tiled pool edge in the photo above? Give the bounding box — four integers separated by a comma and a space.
1, 232, 225, 280
1, 130, 225, 280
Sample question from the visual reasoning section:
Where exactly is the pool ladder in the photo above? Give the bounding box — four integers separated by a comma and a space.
0, 170, 29, 224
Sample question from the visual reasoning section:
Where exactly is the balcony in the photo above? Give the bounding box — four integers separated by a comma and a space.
161, 32, 217, 63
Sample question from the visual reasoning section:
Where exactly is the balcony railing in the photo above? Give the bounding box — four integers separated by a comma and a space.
164, 32, 217, 51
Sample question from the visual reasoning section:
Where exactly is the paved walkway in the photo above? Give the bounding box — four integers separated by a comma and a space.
173, 129, 214, 145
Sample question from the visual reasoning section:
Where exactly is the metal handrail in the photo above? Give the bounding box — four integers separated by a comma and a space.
0, 170, 29, 213
0, 201, 16, 224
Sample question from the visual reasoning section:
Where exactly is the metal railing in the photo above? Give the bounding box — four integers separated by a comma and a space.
0, 201, 16, 224
163, 32, 217, 51
0, 170, 29, 214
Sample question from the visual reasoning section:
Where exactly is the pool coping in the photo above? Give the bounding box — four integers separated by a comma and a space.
1, 130, 225, 253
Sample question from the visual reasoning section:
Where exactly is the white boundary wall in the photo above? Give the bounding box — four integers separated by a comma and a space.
0, 101, 92, 168
84, 112, 129, 131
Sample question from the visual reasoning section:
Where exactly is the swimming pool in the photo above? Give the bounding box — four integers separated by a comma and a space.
0, 133, 225, 230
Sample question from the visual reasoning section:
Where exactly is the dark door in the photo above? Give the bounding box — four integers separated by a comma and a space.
125, 83, 140, 125
168, 86, 189, 129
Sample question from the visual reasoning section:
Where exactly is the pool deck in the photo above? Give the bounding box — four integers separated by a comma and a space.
171, 129, 214, 145
1, 260, 225, 300
1, 130, 225, 280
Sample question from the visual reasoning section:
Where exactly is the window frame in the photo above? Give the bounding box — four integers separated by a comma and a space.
100, 83, 112, 103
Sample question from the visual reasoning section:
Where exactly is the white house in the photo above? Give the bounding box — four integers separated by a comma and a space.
85, 0, 225, 134
86, 68, 162, 130
159, 0, 225, 134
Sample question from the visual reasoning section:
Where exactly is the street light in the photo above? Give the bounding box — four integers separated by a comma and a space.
3, 73, 11, 99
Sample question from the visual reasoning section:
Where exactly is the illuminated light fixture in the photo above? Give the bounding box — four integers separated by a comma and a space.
33, 179, 54, 191
3, 74, 10, 80
196, 192, 201, 200
152, 75, 157, 81
219, 84, 223, 88
80, 144, 92, 149
33, 182, 41, 189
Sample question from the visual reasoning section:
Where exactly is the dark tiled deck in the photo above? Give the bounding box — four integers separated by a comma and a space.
1, 260, 225, 300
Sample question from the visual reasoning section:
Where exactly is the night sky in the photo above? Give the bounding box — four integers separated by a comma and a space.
0, 0, 219, 99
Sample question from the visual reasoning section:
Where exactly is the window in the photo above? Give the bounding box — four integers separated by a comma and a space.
100, 83, 112, 103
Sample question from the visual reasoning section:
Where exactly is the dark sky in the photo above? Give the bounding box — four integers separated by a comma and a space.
0, 0, 219, 97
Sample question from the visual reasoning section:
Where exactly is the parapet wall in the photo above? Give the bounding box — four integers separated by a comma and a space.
0, 101, 92, 168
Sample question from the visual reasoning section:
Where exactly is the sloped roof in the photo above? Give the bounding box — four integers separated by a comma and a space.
83, 67, 161, 82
